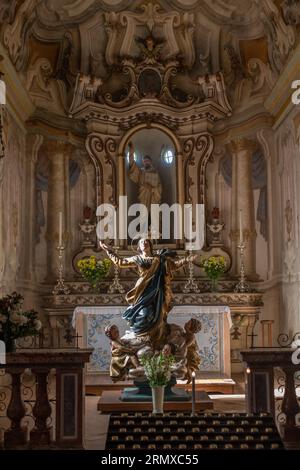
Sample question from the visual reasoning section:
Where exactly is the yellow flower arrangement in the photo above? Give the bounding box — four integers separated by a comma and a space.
200, 255, 226, 285
77, 256, 111, 287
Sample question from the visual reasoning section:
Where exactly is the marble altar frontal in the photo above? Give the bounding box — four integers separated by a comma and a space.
72, 305, 232, 377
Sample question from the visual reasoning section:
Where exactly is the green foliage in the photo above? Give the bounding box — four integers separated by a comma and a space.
140, 352, 175, 387
77, 256, 111, 287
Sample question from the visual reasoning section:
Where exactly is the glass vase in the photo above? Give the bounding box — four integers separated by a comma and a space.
210, 277, 219, 292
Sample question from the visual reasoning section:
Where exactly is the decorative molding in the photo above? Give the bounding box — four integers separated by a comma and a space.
182, 132, 214, 205
26, 58, 67, 115
3, 0, 37, 71
85, 133, 104, 207
0, 45, 35, 129
104, 4, 195, 68
255, 0, 295, 74
197, 133, 215, 204
43, 286, 264, 308
264, 41, 300, 128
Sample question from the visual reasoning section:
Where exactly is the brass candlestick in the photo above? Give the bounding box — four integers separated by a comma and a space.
52, 244, 70, 295
234, 241, 251, 293
183, 250, 199, 293
108, 246, 124, 294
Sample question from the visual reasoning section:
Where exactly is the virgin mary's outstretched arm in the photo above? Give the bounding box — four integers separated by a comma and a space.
99, 241, 138, 269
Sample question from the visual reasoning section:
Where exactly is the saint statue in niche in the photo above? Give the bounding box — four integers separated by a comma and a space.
127, 141, 162, 232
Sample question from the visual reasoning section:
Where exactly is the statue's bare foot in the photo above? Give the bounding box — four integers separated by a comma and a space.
128, 366, 146, 378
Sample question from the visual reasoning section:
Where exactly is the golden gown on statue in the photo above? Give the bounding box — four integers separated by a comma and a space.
107, 250, 186, 345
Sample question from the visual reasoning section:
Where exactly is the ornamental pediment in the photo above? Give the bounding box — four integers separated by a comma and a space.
69, 67, 232, 124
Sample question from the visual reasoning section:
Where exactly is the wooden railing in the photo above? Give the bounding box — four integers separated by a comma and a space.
241, 348, 300, 448
0, 349, 91, 449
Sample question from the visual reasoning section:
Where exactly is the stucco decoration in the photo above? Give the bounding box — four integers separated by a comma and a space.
26, 58, 67, 114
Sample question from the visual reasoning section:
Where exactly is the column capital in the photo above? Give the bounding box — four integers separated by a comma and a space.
228, 137, 258, 154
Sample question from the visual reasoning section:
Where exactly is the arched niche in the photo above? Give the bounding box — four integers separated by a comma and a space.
117, 124, 184, 248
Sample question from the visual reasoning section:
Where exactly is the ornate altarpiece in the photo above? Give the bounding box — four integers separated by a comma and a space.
44, 4, 263, 371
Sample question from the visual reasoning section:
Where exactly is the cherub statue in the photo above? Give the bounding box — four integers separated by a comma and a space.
161, 343, 176, 357
105, 324, 140, 382
184, 318, 202, 382
135, 35, 164, 62
166, 318, 202, 382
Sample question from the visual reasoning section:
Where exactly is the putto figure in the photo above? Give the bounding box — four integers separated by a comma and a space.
104, 324, 139, 381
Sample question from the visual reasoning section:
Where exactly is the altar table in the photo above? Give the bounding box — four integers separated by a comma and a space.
72, 305, 232, 377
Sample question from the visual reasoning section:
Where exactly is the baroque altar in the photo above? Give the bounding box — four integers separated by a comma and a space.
45, 285, 263, 375
36, 2, 265, 376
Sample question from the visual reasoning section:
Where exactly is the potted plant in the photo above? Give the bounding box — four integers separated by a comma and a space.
77, 256, 111, 288
0, 292, 42, 352
140, 352, 174, 414
200, 255, 226, 291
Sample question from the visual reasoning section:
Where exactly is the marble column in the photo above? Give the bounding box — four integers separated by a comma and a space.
229, 138, 257, 279
46, 140, 70, 281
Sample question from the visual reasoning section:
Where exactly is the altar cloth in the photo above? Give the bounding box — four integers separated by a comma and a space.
72, 305, 232, 376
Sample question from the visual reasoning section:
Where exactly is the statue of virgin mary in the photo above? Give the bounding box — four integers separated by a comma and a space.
99, 238, 195, 346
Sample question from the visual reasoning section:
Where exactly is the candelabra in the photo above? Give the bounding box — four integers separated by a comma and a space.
52, 244, 70, 296
108, 247, 125, 294
234, 241, 251, 293
183, 250, 199, 293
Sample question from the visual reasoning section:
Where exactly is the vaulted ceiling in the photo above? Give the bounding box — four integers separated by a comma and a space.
1, 0, 299, 118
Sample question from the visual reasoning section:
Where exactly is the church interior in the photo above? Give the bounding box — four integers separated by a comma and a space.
0, 0, 300, 455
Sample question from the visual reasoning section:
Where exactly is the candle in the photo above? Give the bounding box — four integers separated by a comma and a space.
191, 371, 196, 415
239, 209, 243, 243
59, 211, 63, 246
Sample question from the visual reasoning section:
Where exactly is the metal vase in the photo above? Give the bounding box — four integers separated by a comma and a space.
151, 386, 165, 414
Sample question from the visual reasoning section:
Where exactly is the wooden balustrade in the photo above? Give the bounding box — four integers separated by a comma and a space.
4, 368, 26, 448
241, 348, 300, 448
0, 349, 91, 449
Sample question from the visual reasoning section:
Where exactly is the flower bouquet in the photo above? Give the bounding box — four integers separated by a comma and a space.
140, 352, 175, 414
140, 352, 175, 387
200, 255, 226, 291
77, 256, 111, 288
0, 292, 42, 352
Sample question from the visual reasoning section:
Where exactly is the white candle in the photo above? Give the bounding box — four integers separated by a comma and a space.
59, 211, 63, 246
191, 371, 196, 415
239, 209, 243, 243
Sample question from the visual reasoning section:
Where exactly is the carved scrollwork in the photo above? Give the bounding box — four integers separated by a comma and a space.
118, 112, 179, 131
105, 4, 195, 68
182, 137, 195, 156
99, 63, 139, 108
85, 134, 117, 207
89, 134, 104, 155
182, 134, 214, 204
182, 137, 195, 203
197, 133, 214, 204
3, 0, 36, 70
104, 138, 117, 206
85, 134, 104, 206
